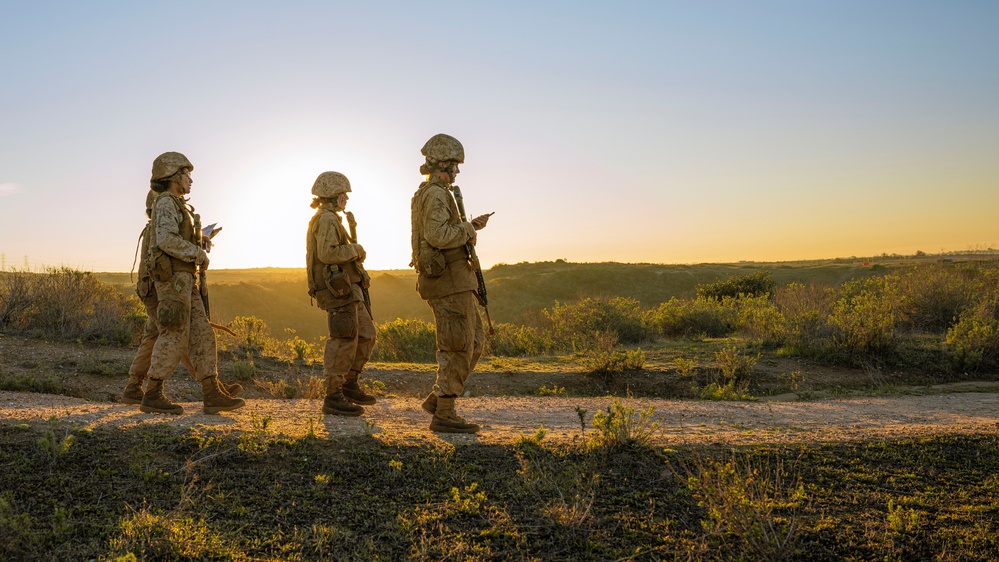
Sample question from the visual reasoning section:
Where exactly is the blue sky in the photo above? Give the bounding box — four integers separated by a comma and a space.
2, 1, 997, 271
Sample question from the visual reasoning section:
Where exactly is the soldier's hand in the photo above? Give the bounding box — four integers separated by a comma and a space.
203, 238, 213, 253
353, 244, 366, 262
471, 212, 493, 230
196, 249, 210, 270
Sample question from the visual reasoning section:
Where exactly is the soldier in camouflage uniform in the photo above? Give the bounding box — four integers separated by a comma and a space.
411, 134, 491, 433
140, 152, 245, 415
121, 190, 242, 404
306, 171, 377, 416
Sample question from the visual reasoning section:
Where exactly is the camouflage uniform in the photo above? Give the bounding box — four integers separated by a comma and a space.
146, 193, 217, 384
139, 152, 243, 415
122, 191, 240, 403
412, 176, 485, 395
412, 134, 485, 433
307, 172, 376, 416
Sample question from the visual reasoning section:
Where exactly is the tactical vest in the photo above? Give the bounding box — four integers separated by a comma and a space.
147, 193, 200, 281
306, 207, 362, 301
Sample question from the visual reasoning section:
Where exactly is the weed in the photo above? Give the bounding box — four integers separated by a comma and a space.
79, 353, 128, 377
239, 414, 273, 453
685, 451, 805, 560
36, 418, 74, 459
0, 371, 63, 394
589, 400, 658, 448
227, 354, 258, 381
574, 406, 588, 434
674, 356, 698, 378
0, 492, 37, 554
886, 498, 921, 533
536, 385, 565, 396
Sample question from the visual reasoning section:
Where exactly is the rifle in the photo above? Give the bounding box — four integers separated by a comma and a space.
345, 211, 373, 317
451, 185, 494, 335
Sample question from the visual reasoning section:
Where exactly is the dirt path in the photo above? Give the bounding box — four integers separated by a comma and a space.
3, 390, 998, 446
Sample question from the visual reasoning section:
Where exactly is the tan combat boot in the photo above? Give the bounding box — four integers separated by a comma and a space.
430, 395, 479, 434
139, 379, 183, 415
202, 377, 246, 414
421, 392, 437, 416
322, 376, 364, 417
222, 382, 244, 396
342, 370, 376, 406
122, 376, 145, 404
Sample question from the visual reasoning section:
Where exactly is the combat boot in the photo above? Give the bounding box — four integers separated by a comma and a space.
342, 370, 376, 405
430, 395, 479, 434
122, 376, 145, 404
139, 379, 183, 415
421, 392, 437, 416
322, 389, 365, 416
222, 382, 244, 396
201, 377, 246, 415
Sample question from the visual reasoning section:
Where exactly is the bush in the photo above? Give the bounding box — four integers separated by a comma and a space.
894, 264, 980, 332
829, 277, 899, 354
543, 297, 651, 350
226, 316, 270, 356
589, 400, 658, 447
697, 271, 775, 301
644, 297, 735, 339
0, 268, 143, 345
945, 299, 999, 371
773, 283, 835, 353
733, 295, 786, 346
371, 318, 437, 363
486, 323, 546, 357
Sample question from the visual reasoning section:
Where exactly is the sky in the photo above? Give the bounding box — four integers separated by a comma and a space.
1, 0, 998, 272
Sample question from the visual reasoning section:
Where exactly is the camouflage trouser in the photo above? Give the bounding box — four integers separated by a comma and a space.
429, 291, 484, 396
322, 300, 376, 391
126, 300, 197, 382
147, 272, 216, 382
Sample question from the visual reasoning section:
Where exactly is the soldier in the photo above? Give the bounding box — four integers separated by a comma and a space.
306, 171, 377, 416
140, 152, 245, 415
411, 134, 491, 433
121, 189, 242, 404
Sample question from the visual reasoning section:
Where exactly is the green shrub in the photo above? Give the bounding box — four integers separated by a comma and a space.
371, 318, 436, 362
543, 297, 651, 349
0, 268, 143, 345
773, 283, 835, 352
227, 356, 258, 381
486, 323, 546, 356
894, 265, 979, 332
589, 400, 658, 447
733, 295, 786, 346
227, 316, 270, 356
685, 453, 805, 559
829, 277, 899, 354
945, 299, 999, 371
644, 297, 735, 339
697, 270, 775, 301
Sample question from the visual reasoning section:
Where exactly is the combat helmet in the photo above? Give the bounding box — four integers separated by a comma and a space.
312, 171, 351, 198
421, 133, 464, 164
150, 152, 194, 183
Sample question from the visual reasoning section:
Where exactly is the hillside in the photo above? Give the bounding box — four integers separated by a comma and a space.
95, 256, 955, 342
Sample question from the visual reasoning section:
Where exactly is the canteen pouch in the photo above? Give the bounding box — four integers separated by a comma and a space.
418, 240, 446, 278
323, 264, 353, 298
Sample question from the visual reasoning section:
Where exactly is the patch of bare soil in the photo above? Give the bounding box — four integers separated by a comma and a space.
2, 334, 998, 445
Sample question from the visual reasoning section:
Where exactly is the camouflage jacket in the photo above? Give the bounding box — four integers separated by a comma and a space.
306, 204, 364, 307
151, 193, 202, 263
411, 178, 477, 301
